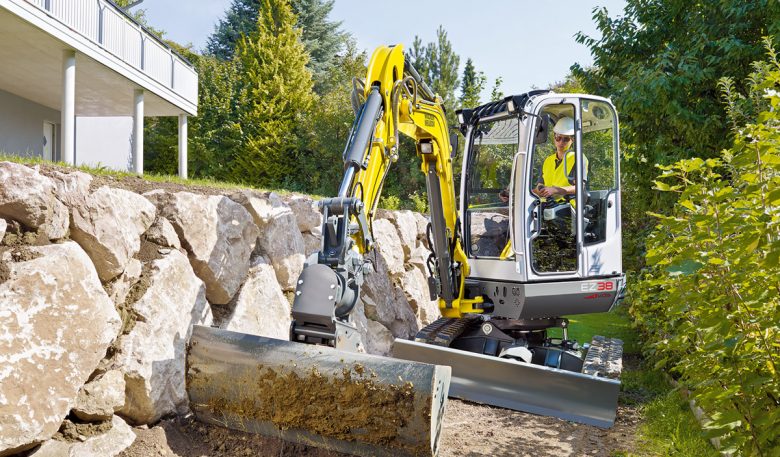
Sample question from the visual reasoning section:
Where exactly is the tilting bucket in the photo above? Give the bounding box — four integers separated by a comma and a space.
187, 326, 451, 457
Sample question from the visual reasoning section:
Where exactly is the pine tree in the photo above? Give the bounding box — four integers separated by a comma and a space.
459, 58, 486, 108
231, 0, 315, 187
206, 0, 346, 93
405, 27, 460, 112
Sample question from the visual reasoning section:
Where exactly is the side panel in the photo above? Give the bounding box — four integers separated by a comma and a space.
467, 275, 621, 319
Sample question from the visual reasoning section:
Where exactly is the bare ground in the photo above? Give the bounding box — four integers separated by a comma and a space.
119, 397, 640, 457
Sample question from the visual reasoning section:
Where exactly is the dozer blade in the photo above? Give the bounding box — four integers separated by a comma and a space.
186, 326, 451, 457
393, 339, 620, 428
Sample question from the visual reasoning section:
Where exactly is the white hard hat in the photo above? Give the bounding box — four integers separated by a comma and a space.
553, 117, 574, 136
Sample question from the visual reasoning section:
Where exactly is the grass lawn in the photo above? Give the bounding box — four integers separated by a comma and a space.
551, 304, 719, 457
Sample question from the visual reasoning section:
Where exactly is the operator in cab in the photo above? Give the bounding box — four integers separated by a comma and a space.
531, 116, 584, 272
533, 116, 578, 203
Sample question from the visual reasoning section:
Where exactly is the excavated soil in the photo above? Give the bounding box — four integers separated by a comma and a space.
120, 397, 641, 457
54, 417, 114, 442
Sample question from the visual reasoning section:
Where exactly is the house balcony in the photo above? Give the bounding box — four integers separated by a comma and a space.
0, 0, 198, 176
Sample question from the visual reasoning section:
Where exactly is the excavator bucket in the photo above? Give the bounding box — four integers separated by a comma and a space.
393, 337, 622, 428
186, 326, 451, 457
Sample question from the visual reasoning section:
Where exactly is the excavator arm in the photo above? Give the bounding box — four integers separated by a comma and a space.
292, 45, 483, 350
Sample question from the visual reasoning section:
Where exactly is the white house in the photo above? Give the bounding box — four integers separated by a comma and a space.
0, 0, 197, 177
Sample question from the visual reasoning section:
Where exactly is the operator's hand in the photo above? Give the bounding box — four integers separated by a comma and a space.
537, 186, 565, 198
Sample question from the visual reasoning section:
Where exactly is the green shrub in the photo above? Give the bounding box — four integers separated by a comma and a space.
631, 41, 780, 455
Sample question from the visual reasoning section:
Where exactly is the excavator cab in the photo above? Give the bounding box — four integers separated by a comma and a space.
458, 92, 624, 319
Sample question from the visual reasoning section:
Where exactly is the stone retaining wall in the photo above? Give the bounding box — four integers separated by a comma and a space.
0, 162, 437, 456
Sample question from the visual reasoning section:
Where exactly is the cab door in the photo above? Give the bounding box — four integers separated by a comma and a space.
518, 95, 583, 282
578, 98, 622, 277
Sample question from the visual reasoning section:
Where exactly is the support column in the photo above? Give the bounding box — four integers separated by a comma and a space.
61, 50, 76, 165
178, 114, 188, 179
133, 89, 144, 174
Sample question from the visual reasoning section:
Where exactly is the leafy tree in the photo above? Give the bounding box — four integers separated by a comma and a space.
206, 0, 347, 93
299, 42, 368, 195
113, 0, 164, 38
230, 0, 315, 187
459, 58, 486, 108
144, 43, 245, 181
489, 76, 504, 101
548, 72, 585, 93
633, 42, 780, 454
574, 0, 780, 270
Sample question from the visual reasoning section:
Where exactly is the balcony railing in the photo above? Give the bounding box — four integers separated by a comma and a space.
23, 0, 197, 106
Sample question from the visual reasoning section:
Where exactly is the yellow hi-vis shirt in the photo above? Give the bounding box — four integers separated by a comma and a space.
540, 149, 586, 207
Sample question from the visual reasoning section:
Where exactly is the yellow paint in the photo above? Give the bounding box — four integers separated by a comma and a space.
346, 45, 482, 318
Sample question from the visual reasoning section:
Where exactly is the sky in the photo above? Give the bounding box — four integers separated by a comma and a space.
140, 0, 627, 98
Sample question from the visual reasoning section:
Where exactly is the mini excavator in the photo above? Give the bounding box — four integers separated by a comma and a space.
187, 44, 625, 457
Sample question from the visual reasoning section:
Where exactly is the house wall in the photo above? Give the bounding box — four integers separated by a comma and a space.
76, 117, 133, 171
0, 89, 60, 158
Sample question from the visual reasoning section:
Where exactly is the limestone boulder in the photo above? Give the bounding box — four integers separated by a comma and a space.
287, 195, 321, 232
144, 216, 181, 249
409, 244, 432, 277
302, 227, 322, 256
107, 258, 142, 306
69, 186, 156, 281
0, 219, 5, 243
385, 210, 418, 260
413, 212, 430, 248
30, 416, 135, 457
114, 249, 212, 425
49, 169, 92, 208
364, 319, 395, 356
0, 242, 121, 456
0, 162, 67, 239
148, 191, 258, 304
361, 253, 417, 339
72, 370, 126, 422
232, 191, 305, 291
401, 268, 440, 327
215, 256, 291, 339
469, 212, 510, 258
371, 218, 405, 278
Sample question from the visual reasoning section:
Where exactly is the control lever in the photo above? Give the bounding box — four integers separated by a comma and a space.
529, 199, 541, 238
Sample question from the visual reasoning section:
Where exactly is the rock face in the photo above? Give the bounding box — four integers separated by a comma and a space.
215, 256, 291, 339
362, 253, 418, 340
69, 186, 156, 281
149, 191, 258, 304
0, 219, 6, 243
0, 242, 121, 456
49, 169, 92, 208
401, 267, 440, 327
385, 210, 418, 260
371, 218, 405, 278
107, 258, 142, 306
72, 370, 126, 422
30, 416, 135, 457
469, 211, 510, 258
144, 216, 181, 249
0, 162, 68, 239
114, 249, 212, 424
233, 191, 305, 291
287, 195, 321, 233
